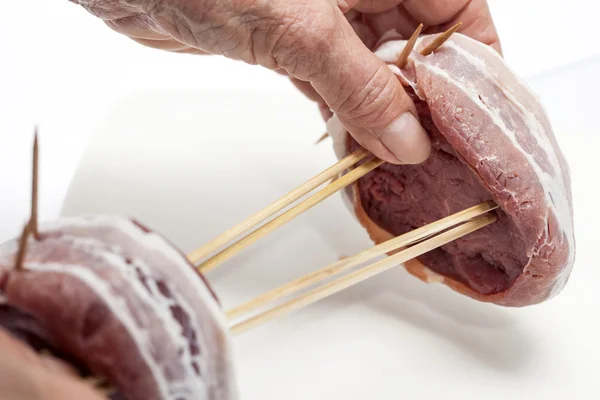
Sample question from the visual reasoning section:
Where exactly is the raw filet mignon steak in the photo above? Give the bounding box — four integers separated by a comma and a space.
0, 215, 238, 400
326, 33, 575, 307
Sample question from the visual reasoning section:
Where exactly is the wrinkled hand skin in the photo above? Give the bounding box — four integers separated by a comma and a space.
71, 0, 500, 164
0, 328, 106, 400
294, 0, 502, 119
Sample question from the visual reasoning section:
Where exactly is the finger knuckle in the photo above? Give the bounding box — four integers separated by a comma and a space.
336, 65, 399, 129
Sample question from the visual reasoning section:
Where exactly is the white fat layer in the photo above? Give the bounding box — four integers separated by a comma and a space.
414, 38, 574, 267
40, 216, 237, 399
25, 261, 174, 398
49, 216, 229, 336
422, 267, 445, 284
373, 37, 408, 63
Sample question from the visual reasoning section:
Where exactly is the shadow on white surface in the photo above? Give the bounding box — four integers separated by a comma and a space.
359, 275, 536, 371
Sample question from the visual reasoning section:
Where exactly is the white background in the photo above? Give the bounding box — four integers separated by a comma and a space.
1, 1, 600, 399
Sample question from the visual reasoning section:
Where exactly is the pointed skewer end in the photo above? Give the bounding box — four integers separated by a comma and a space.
420, 21, 462, 56
395, 23, 424, 69
14, 222, 32, 271
31, 128, 40, 240
315, 132, 329, 145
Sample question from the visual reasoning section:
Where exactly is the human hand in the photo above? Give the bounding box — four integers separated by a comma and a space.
345, 0, 501, 53
0, 328, 105, 400
71, 0, 443, 164
299, 0, 502, 120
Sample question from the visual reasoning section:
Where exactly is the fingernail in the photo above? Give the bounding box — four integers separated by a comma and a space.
379, 112, 431, 164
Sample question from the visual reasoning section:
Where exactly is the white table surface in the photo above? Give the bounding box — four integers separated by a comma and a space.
1, 1, 599, 399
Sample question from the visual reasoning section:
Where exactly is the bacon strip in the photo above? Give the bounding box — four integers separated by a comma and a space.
0, 216, 238, 400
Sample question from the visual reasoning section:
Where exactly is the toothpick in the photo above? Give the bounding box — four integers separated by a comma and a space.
198, 157, 384, 273
229, 212, 497, 335
14, 223, 32, 270
315, 132, 329, 144
395, 23, 423, 68
31, 129, 40, 240
188, 148, 371, 265
226, 200, 497, 319
420, 22, 462, 56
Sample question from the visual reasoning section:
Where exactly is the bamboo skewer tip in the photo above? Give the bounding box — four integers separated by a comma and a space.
32, 128, 40, 240
315, 132, 329, 144
420, 21, 462, 56
395, 23, 423, 68
15, 130, 42, 270
14, 223, 31, 271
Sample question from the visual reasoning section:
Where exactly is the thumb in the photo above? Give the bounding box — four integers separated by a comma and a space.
0, 329, 106, 400
308, 14, 430, 164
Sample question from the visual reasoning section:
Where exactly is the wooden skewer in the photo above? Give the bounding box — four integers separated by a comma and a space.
14, 223, 32, 270
198, 157, 384, 272
420, 22, 462, 56
315, 132, 329, 144
31, 129, 40, 240
192, 22, 464, 273
230, 212, 496, 335
395, 23, 423, 68
187, 148, 370, 265
226, 200, 497, 319
15, 131, 41, 270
